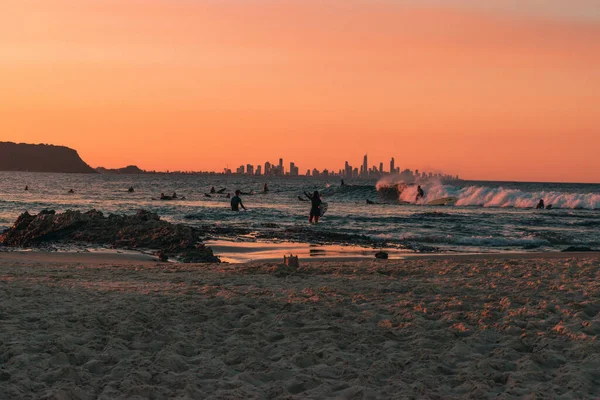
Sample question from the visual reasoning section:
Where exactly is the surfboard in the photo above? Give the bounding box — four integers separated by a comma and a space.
427, 197, 458, 206
319, 202, 329, 217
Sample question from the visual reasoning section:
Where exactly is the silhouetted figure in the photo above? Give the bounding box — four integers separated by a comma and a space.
264, 183, 269, 193
210, 187, 216, 194
24, 185, 28, 191
546, 204, 553, 210
366, 199, 377, 205
231, 190, 246, 211
416, 185, 424, 201
341, 180, 345, 187
217, 188, 227, 194
68, 189, 74, 194
172, 192, 177, 199
205, 193, 212, 198
226, 193, 231, 199
128, 186, 134, 193
536, 199, 545, 209
160, 192, 169, 200
304, 190, 322, 224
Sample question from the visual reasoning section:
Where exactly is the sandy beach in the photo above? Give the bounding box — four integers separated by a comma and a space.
2, 252, 600, 399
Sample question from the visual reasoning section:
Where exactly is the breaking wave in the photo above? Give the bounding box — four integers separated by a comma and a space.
376, 179, 600, 210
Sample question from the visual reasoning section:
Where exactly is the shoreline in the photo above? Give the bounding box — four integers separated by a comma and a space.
1, 247, 599, 265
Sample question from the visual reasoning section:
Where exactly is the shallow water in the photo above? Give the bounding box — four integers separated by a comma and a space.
1, 172, 599, 255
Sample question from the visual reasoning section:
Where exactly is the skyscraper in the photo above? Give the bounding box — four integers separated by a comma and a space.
363, 154, 368, 177
279, 158, 284, 175
390, 157, 395, 175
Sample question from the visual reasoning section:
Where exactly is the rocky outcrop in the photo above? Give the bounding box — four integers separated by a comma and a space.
0, 142, 96, 173
0, 209, 219, 263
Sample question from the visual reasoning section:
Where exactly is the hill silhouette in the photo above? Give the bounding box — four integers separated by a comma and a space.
0, 142, 96, 173
96, 165, 146, 174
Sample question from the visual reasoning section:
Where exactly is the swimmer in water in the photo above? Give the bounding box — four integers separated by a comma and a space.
536, 199, 545, 209
230, 190, 246, 211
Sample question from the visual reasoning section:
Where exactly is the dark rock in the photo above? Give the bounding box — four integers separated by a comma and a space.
562, 246, 594, 252
375, 251, 389, 259
0, 370, 10, 381
0, 209, 220, 263
157, 251, 169, 262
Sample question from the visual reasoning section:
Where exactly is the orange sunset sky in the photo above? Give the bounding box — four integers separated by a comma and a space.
1, 0, 599, 182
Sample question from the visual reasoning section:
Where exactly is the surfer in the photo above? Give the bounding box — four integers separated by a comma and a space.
24, 185, 28, 191
416, 185, 424, 201
536, 199, 545, 209
128, 186, 134, 193
68, 189, 74, 194
231, 190, 246, 211
172, 192, 177, 199
341, 180, 345, 187
160, 192, 171, 200
217, 188, 227, 194
304, 190, 322, 224
366, 199, 377, 205
210, 187, 216, 194
263, 183, 269, 193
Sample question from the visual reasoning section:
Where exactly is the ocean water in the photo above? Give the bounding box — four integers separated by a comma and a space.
1, 172, 599, 256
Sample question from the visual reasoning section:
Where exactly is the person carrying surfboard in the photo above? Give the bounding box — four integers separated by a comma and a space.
304, 190, 322, 223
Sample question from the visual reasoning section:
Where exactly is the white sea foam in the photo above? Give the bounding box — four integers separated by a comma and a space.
377, 178, 600, 209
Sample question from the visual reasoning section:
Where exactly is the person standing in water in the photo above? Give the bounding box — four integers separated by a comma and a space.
304, 190, 322, 224
231, 190, 246, 211
263, 183, 269, 193
536, 199, 545, 209
416, 185, 425, 201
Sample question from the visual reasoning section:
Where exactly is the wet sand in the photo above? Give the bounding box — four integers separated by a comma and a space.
1, 252, 600, 398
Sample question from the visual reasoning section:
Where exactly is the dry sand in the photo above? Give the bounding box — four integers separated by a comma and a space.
1, 252, 600, 399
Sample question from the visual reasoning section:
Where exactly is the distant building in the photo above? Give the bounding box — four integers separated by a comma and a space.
256, 165, 262, 176
390, 157, 395, 175
362, 154, 368, 177
264, 161, 271, 175
246, 164, 254, 176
